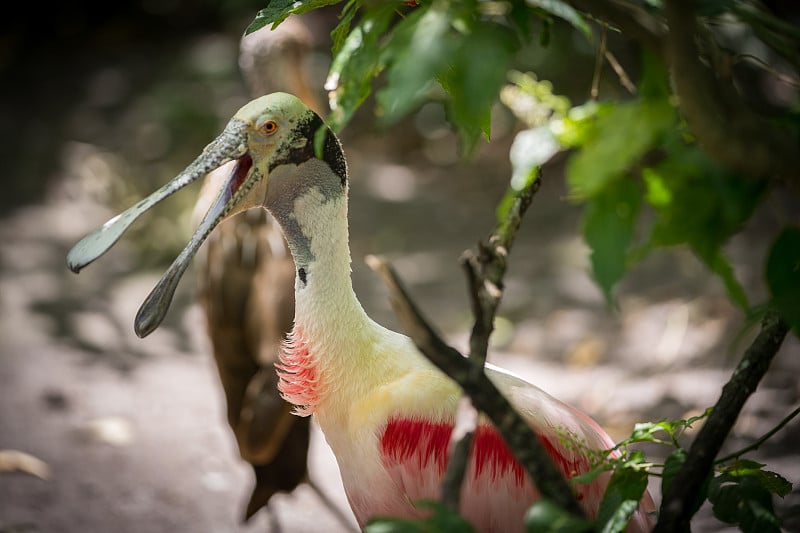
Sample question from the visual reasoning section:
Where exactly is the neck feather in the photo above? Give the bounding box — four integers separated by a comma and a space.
265, 159, 373, 414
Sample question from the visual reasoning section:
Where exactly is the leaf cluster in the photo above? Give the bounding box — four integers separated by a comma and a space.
249, 0, 800, 335
248, 0, 588, 150
506, 59, 797, 333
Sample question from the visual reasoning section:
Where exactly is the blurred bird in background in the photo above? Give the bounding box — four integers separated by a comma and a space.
192, 17, 351, 530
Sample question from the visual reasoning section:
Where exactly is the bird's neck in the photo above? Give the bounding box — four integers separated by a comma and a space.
265, 159, 377, 414
286, 188, 366, 338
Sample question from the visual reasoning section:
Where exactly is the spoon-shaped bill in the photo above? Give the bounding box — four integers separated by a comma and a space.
66, 119, 249, 273
134, 154, 255, 337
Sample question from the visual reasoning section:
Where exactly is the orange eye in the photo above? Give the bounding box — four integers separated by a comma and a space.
260, 120, 278, 135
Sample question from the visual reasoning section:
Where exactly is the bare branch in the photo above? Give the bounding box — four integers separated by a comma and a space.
654, 312, 791, 532
366, 254, 586, 518
440, 397, 478, 512
365, 170, 580, 516
430, 174, 543, 510
715, 404, 800, 465
604, 50, 637, 95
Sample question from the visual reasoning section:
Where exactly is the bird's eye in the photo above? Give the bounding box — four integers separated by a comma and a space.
260, 120, 278, 135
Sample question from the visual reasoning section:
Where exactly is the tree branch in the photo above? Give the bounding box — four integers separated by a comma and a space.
365, 173, 587, 518
715, 404, 800, 465
440, 397, 478, 512
367, 255, 586, 518
654, 312, 790, 532
663, 0, 799, 180
432, 175, 543, 512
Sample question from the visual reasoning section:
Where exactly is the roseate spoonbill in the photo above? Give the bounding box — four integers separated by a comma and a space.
67, 93, 655, 532
192, 18, 347, 526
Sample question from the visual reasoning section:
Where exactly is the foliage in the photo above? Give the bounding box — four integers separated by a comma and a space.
570, 409, 794, 533
247, 1, 799, 324
249, 0, 799, 531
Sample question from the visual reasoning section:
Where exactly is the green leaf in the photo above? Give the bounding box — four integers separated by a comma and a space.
741, 497, 782, 533
765, 227, 800, 334
598, 500, 639, 533
440, 23, 518, 151
326, 4, 397, 131
594, 459, 649, 533
643, 146, 767, 311
638, 51, 671, 100
567, 97, 674, 199
582, 178, 642, 303
330, 0, 359, 56
525, 0, 591, 38
570, 463, 611, 486
524, 499, 593, 533
553, 101, 612, 148
709, 474, 782, 532
628, 422, 668, 443
625, 410, 711, 444
706, 252, 751, 312
377, 4, 452, 126
247, 0, 343, 34
720, 460, 793, 497
752, 470, 792, 498
661, 448, 687, 501
709, 476, 741, 524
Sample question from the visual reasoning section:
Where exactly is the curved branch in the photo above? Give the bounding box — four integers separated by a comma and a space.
654, 312, 790, 532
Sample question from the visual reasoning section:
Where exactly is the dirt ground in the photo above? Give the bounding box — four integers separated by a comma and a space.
2, 7, 800, 533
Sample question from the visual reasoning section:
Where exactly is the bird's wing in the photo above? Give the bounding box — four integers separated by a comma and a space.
486, 363, 656, 530
485, 363, 617, 453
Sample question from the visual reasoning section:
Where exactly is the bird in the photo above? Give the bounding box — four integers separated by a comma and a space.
67, 92, 656, 533
191, 18, 327, 525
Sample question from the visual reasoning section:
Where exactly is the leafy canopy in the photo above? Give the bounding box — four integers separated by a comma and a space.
248, 1, 800, 531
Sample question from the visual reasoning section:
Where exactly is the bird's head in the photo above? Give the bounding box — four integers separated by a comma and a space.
66, 92, 345, 337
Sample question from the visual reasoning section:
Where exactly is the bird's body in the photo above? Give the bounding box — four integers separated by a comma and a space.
67, 92, 654, 532
267, 155, 650, 532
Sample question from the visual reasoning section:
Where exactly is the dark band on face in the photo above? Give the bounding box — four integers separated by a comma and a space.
269, 111, 347, 187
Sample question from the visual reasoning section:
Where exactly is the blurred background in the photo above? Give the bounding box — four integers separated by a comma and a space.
1, 1, 799, 532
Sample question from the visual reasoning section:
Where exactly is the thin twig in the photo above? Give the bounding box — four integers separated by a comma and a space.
438, 174, 542, 509
568, 0, 667, 54
604, 50, 637, 94
715, 404, 800, 465
365, 169, 580, 516
654, 312, 790, 532
734, 54, 800, 89
591, 26, 607, 100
